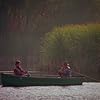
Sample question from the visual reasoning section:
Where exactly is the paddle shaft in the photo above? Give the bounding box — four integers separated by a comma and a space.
72, 70, 100, 82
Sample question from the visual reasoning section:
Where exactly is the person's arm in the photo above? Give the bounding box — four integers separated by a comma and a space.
18, 66, 25, 73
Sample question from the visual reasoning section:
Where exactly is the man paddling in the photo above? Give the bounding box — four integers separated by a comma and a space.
58, 62, 72, 77
14, 60, 30, 77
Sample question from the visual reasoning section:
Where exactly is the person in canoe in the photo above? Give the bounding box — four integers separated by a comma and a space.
58, 62, 72, 77
13, 60, 30, 77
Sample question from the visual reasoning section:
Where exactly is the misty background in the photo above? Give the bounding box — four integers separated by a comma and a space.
0, 0, 100, 79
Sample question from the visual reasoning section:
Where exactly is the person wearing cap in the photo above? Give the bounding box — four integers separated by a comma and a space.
58, 62, 72, 77
14, 60, 30, 76
63, 63, 72, 77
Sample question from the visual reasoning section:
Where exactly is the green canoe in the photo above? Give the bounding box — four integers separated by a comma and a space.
1, 73, 83, 87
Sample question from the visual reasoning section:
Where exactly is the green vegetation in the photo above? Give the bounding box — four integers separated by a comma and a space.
0, 0, 100, 79
41, 24, 100, 78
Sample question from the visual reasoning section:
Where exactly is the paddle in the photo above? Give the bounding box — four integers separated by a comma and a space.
72, 70, 100, 82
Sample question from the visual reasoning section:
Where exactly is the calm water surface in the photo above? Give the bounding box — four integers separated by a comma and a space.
0, 82, 100, 100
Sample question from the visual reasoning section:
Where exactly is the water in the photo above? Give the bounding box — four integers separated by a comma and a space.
0, 82, 100, 100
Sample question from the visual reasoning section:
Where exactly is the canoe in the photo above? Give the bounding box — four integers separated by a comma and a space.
1, 73, 83, 87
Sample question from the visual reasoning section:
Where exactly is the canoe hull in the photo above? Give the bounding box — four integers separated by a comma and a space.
1, 73, 83, 87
